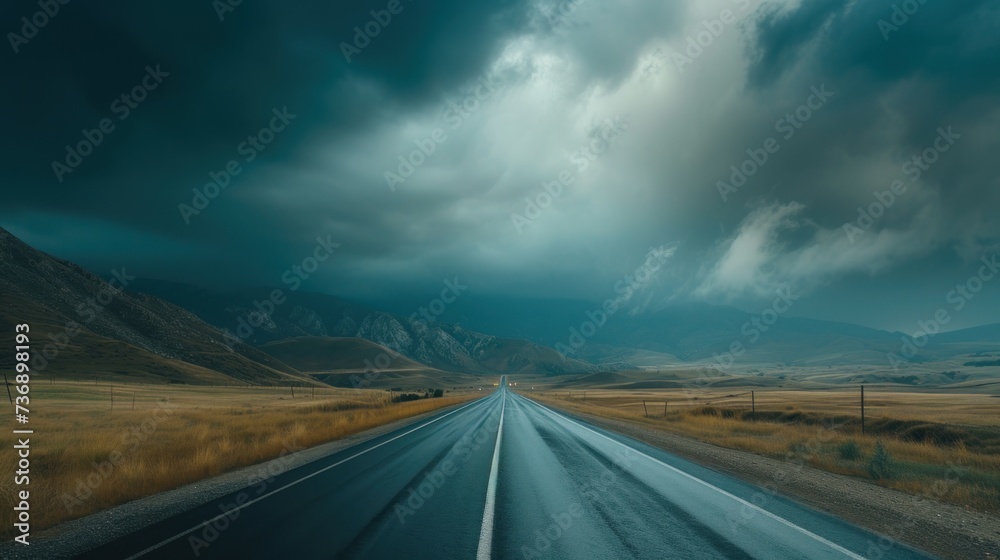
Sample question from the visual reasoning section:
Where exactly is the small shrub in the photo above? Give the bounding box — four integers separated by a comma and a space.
866, 440, 895, 480
838, 440, 862, 461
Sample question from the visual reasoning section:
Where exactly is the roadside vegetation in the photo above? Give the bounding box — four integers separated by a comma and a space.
0, 381, 478, 540
526, 389, 1000, 514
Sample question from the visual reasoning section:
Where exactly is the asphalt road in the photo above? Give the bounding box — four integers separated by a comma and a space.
75, 382, 935, 559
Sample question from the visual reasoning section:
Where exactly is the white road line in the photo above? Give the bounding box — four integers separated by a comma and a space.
123, 397, 488, 559
524, 394, 867, 560
476, 388, 506, 560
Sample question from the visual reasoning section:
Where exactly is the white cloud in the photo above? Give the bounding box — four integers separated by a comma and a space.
695, 200, 943, 301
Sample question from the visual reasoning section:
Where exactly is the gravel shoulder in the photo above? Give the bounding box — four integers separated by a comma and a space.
0, 401, 472, 559
545, 402, 1000, 560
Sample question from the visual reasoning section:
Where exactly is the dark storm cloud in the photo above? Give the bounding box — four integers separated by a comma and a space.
2, 0, 998, 330
0, 0, 530, 222
665, 0, 1000, 327
745, 0, 841, 86
737, 0, 1000, 238
0, 0, 535, 284
750, 0, 1000, 94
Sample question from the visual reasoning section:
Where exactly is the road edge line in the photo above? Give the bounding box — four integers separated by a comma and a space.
123, 396, 487, 559
524, 394, 867, 560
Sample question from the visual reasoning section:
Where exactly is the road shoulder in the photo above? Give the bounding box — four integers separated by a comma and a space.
537, 401, 1000, 560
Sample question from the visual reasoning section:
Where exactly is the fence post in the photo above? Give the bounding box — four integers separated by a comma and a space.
642, 401, 648, 417
110, 388, 114, 410
3, 373, 11, 405
663, 401, 667, 417
861, 385, 866, 436
132, 392, 136, 411
751, 391, 756, 423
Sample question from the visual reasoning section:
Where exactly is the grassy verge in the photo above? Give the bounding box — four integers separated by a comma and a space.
0, 382, 479, 540
526, 391, 1000, 514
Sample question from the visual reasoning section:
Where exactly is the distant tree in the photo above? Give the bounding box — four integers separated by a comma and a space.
866, 440, 895, 479
433, 389, 444, 398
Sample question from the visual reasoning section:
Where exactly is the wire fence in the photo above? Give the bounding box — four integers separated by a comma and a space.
534, 386, 1000, 437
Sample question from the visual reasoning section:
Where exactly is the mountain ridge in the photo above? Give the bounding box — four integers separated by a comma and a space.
0, 227, 312, 385
127, 278, 595, 376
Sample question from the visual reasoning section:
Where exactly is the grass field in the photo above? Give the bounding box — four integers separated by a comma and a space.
0, 381, 481, 540
525, 388, 1000, 514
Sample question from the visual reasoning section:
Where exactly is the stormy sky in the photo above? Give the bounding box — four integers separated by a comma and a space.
2, 0, 999, 332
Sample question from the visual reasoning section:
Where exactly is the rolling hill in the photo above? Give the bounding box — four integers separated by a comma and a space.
5, 224, 996, 384
129, 279, 595, 375
260, 336, 436, 374
0, 227, 312, 385
389, 295, 1000, 368
258, 336, 487, 389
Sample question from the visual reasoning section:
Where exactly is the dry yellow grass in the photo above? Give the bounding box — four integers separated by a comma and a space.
532, 388, 1000, 426
526, 389, 1000, 514
0, 382, 479, 539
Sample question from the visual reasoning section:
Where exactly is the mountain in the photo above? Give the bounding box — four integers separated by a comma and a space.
373, 295, 905, 364
127, 279, 595, 375
364, 294, 1000, 368
0, 227, 312, 385
934, 323, 1000, 344
257, 336, 489, 389
260, 336, 437, 374
6, 224, 995, 380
